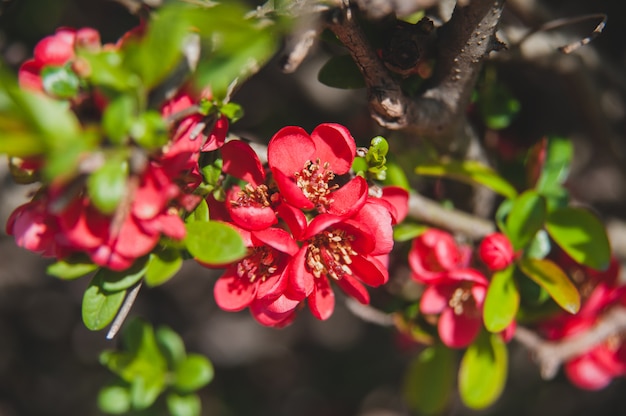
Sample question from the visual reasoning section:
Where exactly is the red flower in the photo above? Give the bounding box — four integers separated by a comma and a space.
19, 27, 101, 92
267, 123, 368, 217
6, 198, 61, 257
420, 269, 488, 348
289, 203, 393, 320
478, 232, 515, 271
408, 229, 471, 283
541, 282, 626, 390
212, 227, 300, 326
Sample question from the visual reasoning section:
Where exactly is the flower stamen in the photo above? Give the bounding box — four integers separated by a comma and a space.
294, 159, 338, 212
237, 246, 277, 283
231, 184, 271, 208
306, 229, 357, 280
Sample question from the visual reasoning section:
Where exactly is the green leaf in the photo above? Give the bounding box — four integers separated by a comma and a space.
219, 102, 244, 123
459, 331, 508, 410
495, 198, 513, 234
535, 136, 573, 196
404, 344, 455, 415
393, 223, 427, 242
130, 375, 164, 410
98, 258, 148, 292
416, 160, 518, 200
167, 393, 201, 416
519, 258, 580, 314
173, 354, 214, 393
130, 111, 168, 150
526, 229, 551, 259
98, 384, 131, 415
82, 274, 127, 330
47, 258, 98, 280
78, 49, 139, 91
545, 207, 611, 271
103, 94, 136, 144
318, 54, 366, 89
87, 158, 129, 215
145, 248, 183, 287
383, 160, 411, 190
41, 65, 80, 99
477, 81, 520, 130
505, 190, 546, 250
185, 198, 210, 224
156, 326, 187, 367
483, 266, 519, 333
184, 221, 246, 265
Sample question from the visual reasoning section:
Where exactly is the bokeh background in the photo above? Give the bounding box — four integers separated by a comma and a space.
1, 0, 626, 415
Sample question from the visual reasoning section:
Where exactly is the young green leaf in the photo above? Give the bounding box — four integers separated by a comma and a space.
145, 248, 183, 287
185, 198, 210, 224
545, 207, 611, 271
416, 160, 518, 200
82, 274, 127, 330
519, 258, 580, 314
47, 258, 98, 280
526, 229, 551, 260
41, 65, 80, 99
130, 376, 164, 410
535, 136, 573, 196
167, 393, 201, 416
393, 223, 427, 242
102, 94, 136, 144
173, 354, 214, 393
404, 344, 456, 415
156, 326, 187, 367
318, 54, 366, 89
505, 190, 546, 250
98, 258, 148, 292
184, 221, 246, 265
459, 331, 508, 410
98, 384, 131, 415
86, 158, 129, 215
483, 266, 519, 333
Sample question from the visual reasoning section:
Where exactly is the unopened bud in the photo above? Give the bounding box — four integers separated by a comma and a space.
478, 232, 514, 271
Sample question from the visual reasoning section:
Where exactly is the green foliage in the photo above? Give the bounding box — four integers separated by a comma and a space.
318, 55, 366, 89
545, 207, 611, 271
145, 248, 183, 287
82, 273, 128, 331
404, 344, 456, 415
46, 256, 99, 280
393, 222, 427, 242
483, 266, 519, 333
476, 72, 520, 130
534, 137, 572, 208
354, 136, 390, 181
41, 65, 80, 99
503, 190, 546, 250
99, 319, 213, 416
98, 258, 149, 292
86, 157, 129, 215
519, 258, 580, 314
458, 331, 508, 410
416, 160, 518, 200
184, 221, 247, 265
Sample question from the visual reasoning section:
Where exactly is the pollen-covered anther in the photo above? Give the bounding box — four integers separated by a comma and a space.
231, 183, 271, 208
237, 246, 277, 283
294, 159, 338, 210
448, 285, 473, 315
305, 229, 357, 280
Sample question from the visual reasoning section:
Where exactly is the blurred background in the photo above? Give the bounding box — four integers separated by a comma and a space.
1, 0, 626, 415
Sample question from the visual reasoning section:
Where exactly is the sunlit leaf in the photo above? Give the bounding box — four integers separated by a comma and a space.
526, 229, 551, 259
47, 258, 98, 280
82, 274, 127, 330
173, 354, 214, 393
404, 344, 455, 415
98, 384, 131, 415
519, 258, 580, 314
416, 160, 518, 200
87, 158, 129, 215
184, 221, 246, 265
167, 393, 201, 416
145, 248, 183, 287
483, 266, 519, 333
41, 65, 80, 99
156, 326, 186, 367
459, 331, 508, 409
185, 198, 210, 224
393, 223, 427, 242
545, 207, 611, 271
99, 258, 148, 292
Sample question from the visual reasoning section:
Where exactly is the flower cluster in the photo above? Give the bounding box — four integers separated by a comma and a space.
409, 229, 515, 348
205, 124, 408, 327
7, 26, 228, 271
540, 255, 626, 390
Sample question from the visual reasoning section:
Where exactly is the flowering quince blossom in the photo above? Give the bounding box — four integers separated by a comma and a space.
540, 257, 626, 390
267, 123, 368, 218
478, 232, 515, 271
409, 229, 491, 348
18, 27, 101, 92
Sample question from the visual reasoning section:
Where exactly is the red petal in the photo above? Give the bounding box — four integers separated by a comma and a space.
251, 296, 299, 327
565, 354, 614, 390
446, 268, 489, 286
308, 277, 335, 320
221, 140, 265, 186
327, 176, 368, 218
277, 202, 308, 240
202, 115, 228, 151
310, 123, 356, 175
18, 60, 43, 91
267, 126, 315, 176
350, 199, 394, 256
272, 168, 314, 210
228, 201, 278, 231
438, 307, 482, 348
90, 246, 134, 271
252, 227, 299, 256
112, 215, 158, 258
420, 284, 454, 315
287, 246, 315, 299
381, 186, 409, 224
350, 254, 388, 287
336, 274, 370, 304
34, 31, 75, 65
214, 271, 257, 311
256, 265, 289, 301
58, 198, 107, 250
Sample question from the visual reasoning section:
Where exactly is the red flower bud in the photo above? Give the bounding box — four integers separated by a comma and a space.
478, 232, 514, 271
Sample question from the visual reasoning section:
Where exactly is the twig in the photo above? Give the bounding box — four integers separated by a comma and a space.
345, 298, 395, 326
514, 306, 626, 380
107, 281, 143, 339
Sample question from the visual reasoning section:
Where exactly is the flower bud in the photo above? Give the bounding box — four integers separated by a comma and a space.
478, 232, 514, 271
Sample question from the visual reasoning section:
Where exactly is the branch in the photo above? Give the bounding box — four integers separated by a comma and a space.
326, 0, 505, 142
514, 306, 626, 380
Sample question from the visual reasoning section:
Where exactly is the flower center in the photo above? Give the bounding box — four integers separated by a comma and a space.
448, 284, 476, 316
305, 229, 357, 280
237, 246, 278, 283
294, 159, 338, 212
231, 183, 271, 208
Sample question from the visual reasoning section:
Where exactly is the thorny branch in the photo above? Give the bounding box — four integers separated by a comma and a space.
325, 0, 505, 145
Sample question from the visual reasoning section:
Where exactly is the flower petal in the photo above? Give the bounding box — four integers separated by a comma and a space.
336, 274, 370, 304
221, 140, 265, 186
308, 276, 335, 320
420, 284, 454, 315
327, 176, 368, 218
214, 271, 257, 311
287, 246, 315, 299
267, 126, 315, 176
438, 307, 482, 348
272, 168, 314, 210
350, 254, 388, 287
565, 354, 615, 390
310, 123, 356, 175
252, 227, 299, 256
